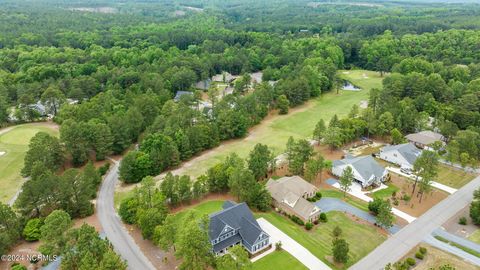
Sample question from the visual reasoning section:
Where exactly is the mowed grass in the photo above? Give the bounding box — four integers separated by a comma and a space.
435, 164, 476, 189
252, 250, 307, 270
255, 211, 386, 269
170, 200, 224, 225
371, 183, 399, 200
468, 229, 480, 245
321, 189, 370, 212
0, 123, 58, 203
178, 70, 383, 178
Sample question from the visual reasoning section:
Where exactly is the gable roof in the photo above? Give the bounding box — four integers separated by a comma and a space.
333, 155, 386, 182
381, 143, 422, 165
267, 176, 317, 197
208, 202, 265, 246
406, 130, 443, 145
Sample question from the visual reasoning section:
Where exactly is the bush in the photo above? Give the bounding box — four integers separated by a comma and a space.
402, 194, 411, 202
98, 162, 110, 176
314, 192, 322, 200
305, 222, 313, 230
275, 241, 282, 251
22, 218, 43, 242
11, 264, 27, 270
419, 247, 427, 255
459, 216, 467, 225
289, 215, 304, 226
119, 197, 139, 224
368, 198, 383, 215
319, 213, 328, 223
333, 226, 342, 238
406, 258, 416, 266
415, 252, 424, 260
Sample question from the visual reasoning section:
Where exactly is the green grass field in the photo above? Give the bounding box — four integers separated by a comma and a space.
252, 250, 307, 270
435, 164, 476, 189
371, 184, 399, 200
255, 211, 386, 269
0, 123, 58, 203
178, 70, 383, 178
170, 200, 224, 224
468, 229, 480, 244
321, 189, 370, 212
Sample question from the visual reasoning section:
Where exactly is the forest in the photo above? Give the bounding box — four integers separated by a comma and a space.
2, 0, 480, 269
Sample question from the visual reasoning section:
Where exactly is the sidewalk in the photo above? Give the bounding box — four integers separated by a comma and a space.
386, 167, 458, 194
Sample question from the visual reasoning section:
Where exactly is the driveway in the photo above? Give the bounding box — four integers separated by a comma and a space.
256, 218, 331, 270
349, 174, 480, 270
97, 160, 156, 270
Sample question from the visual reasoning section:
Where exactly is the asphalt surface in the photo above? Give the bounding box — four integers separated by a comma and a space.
349, 174, 480, 270
424, 234, 480, 266
97, 161, 156, 270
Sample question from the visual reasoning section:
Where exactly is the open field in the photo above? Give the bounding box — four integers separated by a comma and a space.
0, 123, 58, 203
436, 164, 476, 189
404, 244, 479, 270
252, 250, 307, 270
168, 70, 382, 179
170, 200, 224, 224
255, 211, 387, 269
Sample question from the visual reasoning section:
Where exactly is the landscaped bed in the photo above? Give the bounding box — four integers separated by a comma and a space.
402, 243, 478, 270
252, 250, 307, 270
255, 211, 387, 269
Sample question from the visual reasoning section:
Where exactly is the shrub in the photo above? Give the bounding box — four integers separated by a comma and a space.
98, 162, 110, 176
314, 192, 322, 200
11, 264, 27, 270
313, 219, 319, 225
305, 222, 313, 230
406, 258, 416, 266
402, 194, 411, 202
415, 252, 424, 260
319, 213, 328, 223
419, 247, 427, 255
119, 197, 139, 224
368, 198, 383, 215
22, 218, 43, 242
332, 226, 342, 238
275, 241, 282, 251
289, 215, 304, 226
459, 216, 467, 225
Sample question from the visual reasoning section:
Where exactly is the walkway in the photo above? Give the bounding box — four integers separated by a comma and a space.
386, 167, 457, 194
326, 178, 417, 223
256, 218, 331, 270
349, 174, 480, 270
315, 198, 401, 234
424, 235, 480, 266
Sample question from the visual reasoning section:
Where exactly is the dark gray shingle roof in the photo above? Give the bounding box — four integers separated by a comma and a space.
382, 143, 421, 165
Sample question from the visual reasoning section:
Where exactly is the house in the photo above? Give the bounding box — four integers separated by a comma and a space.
405, 130, 445, 149
266, 176, 321, 222
174, 91, 193, 102
194, 79, 211, 90
212, 72, 237, 83
332, 155, 388, 188
379, 143, 422, 170
209, 201, 270, 256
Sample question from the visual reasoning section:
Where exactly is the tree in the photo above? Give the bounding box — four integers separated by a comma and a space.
470, 188, 480, 225
175, 212, 214, 270
23, 218, 43, 241
22, 132, 64, 177
332, 238, 349, 263
248, 143, 273, 180
412, 150, 438, 202
119, 197, 139, 224
154, 214, 177, 251
140, 133, 180, 174
313, 119, 327, 141
192, 175, 208, 200
0, 203, 21, 255
286, 137, 314, 175
348, 104, 360, 118
39, 210, 72, 256
216, 245, 251, 270
376, 200, 395, 228
339, 167, 353, 197
41, 85, 65, 115
324, 127, 343, 150
137, 207, 167, 239
304, 154, 330, 183
390, 128, 404, 145
332, 226, 342, 238
119, 151, 153, 183
277, 94, 289, 114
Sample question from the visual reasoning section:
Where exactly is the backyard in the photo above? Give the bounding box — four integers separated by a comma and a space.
252, 250, 307, 270
0, 123, 59, 203
255, 210, 387, 269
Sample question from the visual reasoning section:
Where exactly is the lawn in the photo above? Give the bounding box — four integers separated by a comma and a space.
435, 164, 476, 189
170, 200, 224, 225
177, 70, 383, 178
468, 229, 480, 245
255, 211, 386, 269
0, 123, 58, 203
371, 183, 399, 200
252, 250, 307, 270
321, 189, 370, 212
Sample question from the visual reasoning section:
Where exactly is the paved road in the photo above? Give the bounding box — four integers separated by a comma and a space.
432, 228, 480, 255
424, 234, 480, 266
350, 174, 480, 270
97, 161, 156, 270
257, 218, 331, 270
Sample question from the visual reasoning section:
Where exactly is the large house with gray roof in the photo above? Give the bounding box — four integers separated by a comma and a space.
379, 143, 422, 169
266, 176, 321, 222
209, 201, 270, 256
405, 130, 444, 150
332, 155, 388, 187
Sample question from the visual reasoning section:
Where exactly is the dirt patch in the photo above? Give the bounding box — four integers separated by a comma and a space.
0, 241, 42, 270
126, 224, 179, 270
443, 205, 478, 238
388, 173, 449, 217
403, 243, 479, 270
314, 144, 344, 161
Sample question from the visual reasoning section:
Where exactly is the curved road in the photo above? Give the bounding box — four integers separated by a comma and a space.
97, 160, 156, 270
350, 174, 480, 270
